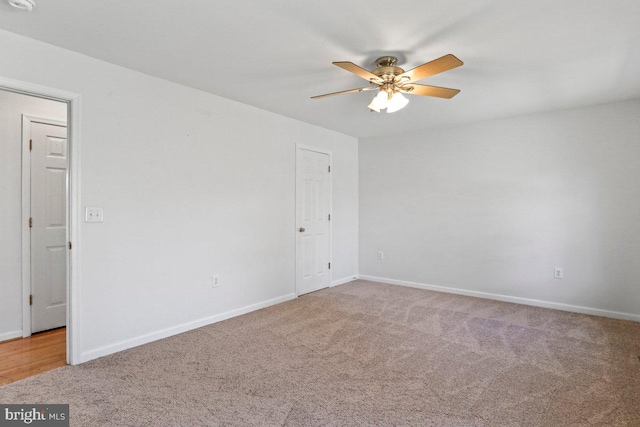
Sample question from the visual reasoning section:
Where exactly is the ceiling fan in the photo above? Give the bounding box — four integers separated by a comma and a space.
311, 54, 463, 113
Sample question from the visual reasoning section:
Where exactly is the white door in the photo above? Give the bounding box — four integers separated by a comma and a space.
30, 121, 68, 333
296, 147, 331, 295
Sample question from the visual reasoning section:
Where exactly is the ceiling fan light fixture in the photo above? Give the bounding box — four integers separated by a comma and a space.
7, 0, 36, 11
367, 90, 388, 112
386, 92, 409, 113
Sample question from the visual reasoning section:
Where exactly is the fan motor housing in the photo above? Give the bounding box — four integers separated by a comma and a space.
372, 66, 404, 79
372, 57, 404, 81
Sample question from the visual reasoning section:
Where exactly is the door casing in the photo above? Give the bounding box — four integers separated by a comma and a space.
1, 75, 82, 365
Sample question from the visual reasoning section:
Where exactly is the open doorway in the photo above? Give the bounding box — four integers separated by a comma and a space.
0, 89, 69, 382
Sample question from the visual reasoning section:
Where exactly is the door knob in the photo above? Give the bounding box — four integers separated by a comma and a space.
299, 227, 306, 232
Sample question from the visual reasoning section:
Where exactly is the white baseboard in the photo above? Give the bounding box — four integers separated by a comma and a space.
80, 293, 297, 363
358, 275, 640, 322
0, 330, 22, 343
331, 276, 357, 287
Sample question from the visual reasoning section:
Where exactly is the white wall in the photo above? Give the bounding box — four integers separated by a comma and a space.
360, 99, 640, 319
0, 91, 67, 341
0, 29, 358, 358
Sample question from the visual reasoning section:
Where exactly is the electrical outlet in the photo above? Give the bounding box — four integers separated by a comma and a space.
377, 251, 384, 261
554, 268, 563, 279
212, 275, 220, 288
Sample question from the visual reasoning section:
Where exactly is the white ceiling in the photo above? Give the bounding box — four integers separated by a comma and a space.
1, 0, 640, 138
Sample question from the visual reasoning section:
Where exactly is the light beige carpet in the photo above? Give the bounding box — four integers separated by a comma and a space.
1, 280, 639, 426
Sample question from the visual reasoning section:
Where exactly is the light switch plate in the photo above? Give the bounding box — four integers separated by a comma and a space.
85, 207, 104, 223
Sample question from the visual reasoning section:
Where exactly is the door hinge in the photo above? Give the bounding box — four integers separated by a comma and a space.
68, 242, 72, 250
328, 214, 331, 221
328, 165, 331, 172
29, 139, 32, 151
29, 294, 33, 306
328, 262, 331, 269
29, 217, 32, 228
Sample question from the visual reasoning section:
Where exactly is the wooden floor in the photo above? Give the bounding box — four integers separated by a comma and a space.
0, 327, 66, 385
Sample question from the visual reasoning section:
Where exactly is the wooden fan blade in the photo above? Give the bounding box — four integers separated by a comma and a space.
311, 86, 377, 99
395, 54, 463, 83
400, 84, 460, 99
333, 62, 383, 83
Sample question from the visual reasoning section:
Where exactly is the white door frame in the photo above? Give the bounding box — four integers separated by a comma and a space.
295, 143, 333, 296
21, 115, 68, 338
1, 76, 82, 365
